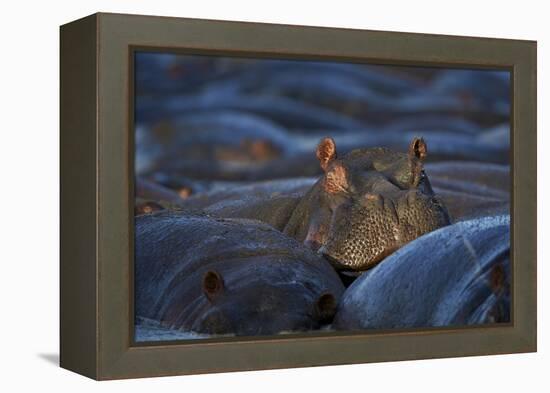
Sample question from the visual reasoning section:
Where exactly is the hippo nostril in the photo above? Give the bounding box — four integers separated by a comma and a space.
364, 193, 381, 201
317, 244, 328, 257
304, 239, 322, 251
363, 193, 384, 209
431, 195, 445, 208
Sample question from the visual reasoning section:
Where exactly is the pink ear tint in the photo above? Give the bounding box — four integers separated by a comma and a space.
408, 137, 428, 161
316, 137, 337, 171
324, 162, 348, 194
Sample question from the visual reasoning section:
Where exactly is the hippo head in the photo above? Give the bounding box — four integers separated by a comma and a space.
285, 137, 450, 271
192, 270, 338, 336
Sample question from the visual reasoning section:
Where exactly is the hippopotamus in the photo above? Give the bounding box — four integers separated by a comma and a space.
201, 59, 422, 99
135, 212, 345, 336
427, 161, 510, 193
383, 115, 483, 135
333, 215, 510, 330
136, 177, 185, 203
135, 110, 296, 180
429, 69, 510, 118
135, 92, 365, 131
135, 198, 166, 216
137, 115, 509, 182
285, 137, 451, 270
138, 121, 509, 186
203, 71, 402, 119
134, 177, 187, 216
426, 161, 510, 221
134, 52, 237, 95
178, 137, 451, 271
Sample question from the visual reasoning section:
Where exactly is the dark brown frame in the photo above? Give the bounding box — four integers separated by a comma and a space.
60, 12, 537, 380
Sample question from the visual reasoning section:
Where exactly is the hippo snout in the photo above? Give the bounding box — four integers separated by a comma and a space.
320, 190, 450, 271
193, 284, 340, 336
395, 190, 451, 244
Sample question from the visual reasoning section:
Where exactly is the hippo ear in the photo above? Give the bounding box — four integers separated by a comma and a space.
177, 186, 193, 199
316, 137, 337, 171
324, 162, 349, 194
315, 292, 337, 324
408, 137, 428, 162
203, 270, 224, 301
134, 200, 164, 216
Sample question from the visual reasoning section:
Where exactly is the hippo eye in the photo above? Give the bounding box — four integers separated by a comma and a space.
411, 170, 426, 188
388, 171, 414, 190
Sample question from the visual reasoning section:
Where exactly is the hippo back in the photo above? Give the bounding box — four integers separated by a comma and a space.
333, 215, 510, 330
135, 212, 345, 336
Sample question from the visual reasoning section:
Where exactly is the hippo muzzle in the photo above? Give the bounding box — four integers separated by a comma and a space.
319, 189, 450, 271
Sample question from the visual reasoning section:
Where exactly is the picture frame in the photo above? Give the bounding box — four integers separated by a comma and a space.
60, 12, 537, 380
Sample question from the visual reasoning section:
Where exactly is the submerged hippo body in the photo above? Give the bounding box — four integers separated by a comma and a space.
139, 124, 509, 182
135, 111, 296, 180
135, 212, 344, 336
333, 215, 510, 330
426, 161, 510, 221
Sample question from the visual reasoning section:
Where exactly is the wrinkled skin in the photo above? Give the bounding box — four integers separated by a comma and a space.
283, 137, 451, 270
333, 215, 510, 329
426, 161, 510, 221
135, 213, 344, 336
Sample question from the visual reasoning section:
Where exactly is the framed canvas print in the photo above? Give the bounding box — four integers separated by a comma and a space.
60, 12, 537, 380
